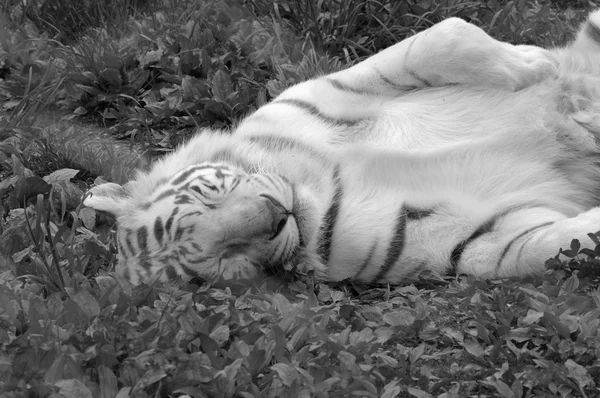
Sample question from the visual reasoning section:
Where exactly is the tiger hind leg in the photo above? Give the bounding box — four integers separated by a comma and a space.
326, 17, 558, 96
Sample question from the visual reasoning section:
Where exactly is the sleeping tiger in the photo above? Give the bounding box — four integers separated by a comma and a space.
84, 10, 600, 285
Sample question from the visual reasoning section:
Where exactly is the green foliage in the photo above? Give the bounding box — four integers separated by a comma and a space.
1, 0, 600, 397
5, 0, 151, 43
0, 251, 599, 396
248, 0, 589, 62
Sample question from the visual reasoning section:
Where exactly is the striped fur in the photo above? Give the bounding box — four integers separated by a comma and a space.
85, 10, 600, 285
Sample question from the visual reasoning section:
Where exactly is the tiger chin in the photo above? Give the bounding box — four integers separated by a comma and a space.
85, 10, 600, 286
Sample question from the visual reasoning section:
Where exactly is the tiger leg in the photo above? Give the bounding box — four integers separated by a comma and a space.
458, 207, 600, 277
323, 17, 557, 95
266, 17, 558, 125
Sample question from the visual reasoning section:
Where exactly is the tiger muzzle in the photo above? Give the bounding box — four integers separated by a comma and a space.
260, 194, 290, 240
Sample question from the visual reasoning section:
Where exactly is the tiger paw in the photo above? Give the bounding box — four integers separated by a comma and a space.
499, 44, 558, 90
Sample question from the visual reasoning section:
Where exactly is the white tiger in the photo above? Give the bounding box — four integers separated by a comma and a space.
84, 10, 600, 285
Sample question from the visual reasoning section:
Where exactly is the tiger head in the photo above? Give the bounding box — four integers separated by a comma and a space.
83, 163, 319, 284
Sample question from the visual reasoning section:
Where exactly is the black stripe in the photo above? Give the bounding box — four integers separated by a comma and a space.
372, 205, 407, 283
165, 265, 178, 280
137, 226, 149, 253
138, 257, 152, 271
153, 189, 177, 203
229, 175, 242, 191
117, 238, 129, 259
246, 134, 330, 164
405, 206, 434, 220
405, 34, 418, 58
171, 166, 203, 185
174, 194, 194, 205
122, 266, 131, 282
317, 165, 343, 264
402, 34, 432, 87
179, 211, 203, 222
259, 174, 280, 191
125, 229, 136, 256
175, 226, 185, 241
324, 78, 366, 94
354, 241, 377, 280
404, 67, 432, 87
171, 164, 224, 185
496, 221, 555, 270
586, 19, 600, 44
154, 217, 164, 246
290, 184, 306, 249
374, 68, 420, 91
274, 98, 359, 125
186, 255, 212, 265
165, 207, 179, 234
450, 218, 497, 274
179, 262, 199, 278
262, 174, 285, 192
135, 269, 144, 282
213, 166, 232, 188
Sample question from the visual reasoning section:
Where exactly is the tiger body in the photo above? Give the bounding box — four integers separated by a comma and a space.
85, 11, 600, 285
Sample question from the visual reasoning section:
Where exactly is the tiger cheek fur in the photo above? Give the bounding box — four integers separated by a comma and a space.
84, 10, 600, 285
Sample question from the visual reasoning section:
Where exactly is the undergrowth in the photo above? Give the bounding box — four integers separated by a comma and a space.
1, 0, 600, 397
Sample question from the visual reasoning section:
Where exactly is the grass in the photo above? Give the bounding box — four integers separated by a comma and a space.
1, 0, 600, 396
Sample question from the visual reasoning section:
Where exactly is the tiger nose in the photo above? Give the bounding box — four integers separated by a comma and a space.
260, 194, 289, 240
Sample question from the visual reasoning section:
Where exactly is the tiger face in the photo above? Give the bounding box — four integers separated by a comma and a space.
87, 163, 315, 284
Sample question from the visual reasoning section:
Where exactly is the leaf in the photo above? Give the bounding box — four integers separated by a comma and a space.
99, 68, 122, 89
199, 49, 212, 77
383, 309, 414, 326
375, 327, 395, 343
54, 379, 93, 398
98, 365, 119, 398
570, 239, 581, 253
338, 351, 356, 369
73, 106, 87, 115
209, 325, 230, 347
565, 359, 593, 389
69, 289, 100, 319
560, 239, 580, 258
211, 69, 233, 102
44, 168, 79, 183
271, 293, 292, 315
561, 274, 579, 295
133, 369, 167, 390
462, 339, 485, 360
79, 207, 96, 230
271, 363, 300, 387
410, 344, 425, 364
407, 387, 433, 398
45, 354, 85, 384
11, 176, 51, 208
521, 310, 543, 326
481, 379, 514, 398
381, 380, 402, 398
542, 312, 571, 338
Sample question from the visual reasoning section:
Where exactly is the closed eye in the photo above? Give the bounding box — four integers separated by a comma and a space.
269, 217, 288, 241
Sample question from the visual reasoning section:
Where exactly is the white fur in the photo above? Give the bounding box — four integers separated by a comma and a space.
84, 11, 600, 284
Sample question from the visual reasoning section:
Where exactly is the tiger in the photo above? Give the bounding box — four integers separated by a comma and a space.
84, 10, 600, 286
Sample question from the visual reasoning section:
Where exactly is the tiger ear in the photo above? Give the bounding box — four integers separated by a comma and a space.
83, 182, 131, 217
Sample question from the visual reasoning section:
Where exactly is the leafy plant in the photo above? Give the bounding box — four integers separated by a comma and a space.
1, 0, 600, 397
